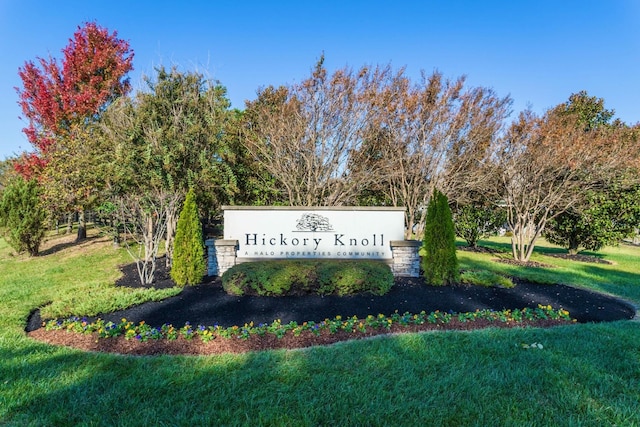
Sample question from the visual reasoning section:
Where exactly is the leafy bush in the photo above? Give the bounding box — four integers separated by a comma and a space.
170, 189, 207, 286
453, 204, 506, 248
222, 259, 394, 296
0, 177, 48, 256
460, 270, 515, 288
422, 189, 459, 285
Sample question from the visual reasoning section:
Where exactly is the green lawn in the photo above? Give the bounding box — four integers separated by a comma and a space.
1, 233, 639, 426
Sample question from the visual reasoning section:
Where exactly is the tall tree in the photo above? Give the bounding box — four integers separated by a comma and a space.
542, 92, 640, 254
495, 105, 633, 262
15, 21, 133, 240
243, 56, 382, 206
101, 66, 235, 268
365, 70, 510, 237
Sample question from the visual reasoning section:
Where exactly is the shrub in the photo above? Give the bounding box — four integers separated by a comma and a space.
222, 259, 394, 296
0, 177, 48, 256
453, 204, 506, 248
170, 189, 207, 286
422, 189, 459, 285
460, 270, 515, 288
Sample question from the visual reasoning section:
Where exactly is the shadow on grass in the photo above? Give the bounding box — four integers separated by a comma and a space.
9, 323, 640, 425
38, 235, 100, 257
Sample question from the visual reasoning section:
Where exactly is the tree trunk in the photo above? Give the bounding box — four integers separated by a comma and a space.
66, 214, 73, 234
165, 210, 176, 269
567, 235, 579, 255
76, 210, 87, 242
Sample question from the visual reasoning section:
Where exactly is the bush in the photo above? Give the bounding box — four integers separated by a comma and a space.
222, 259, 394, 296
0, 177, 48, 256
170, 189, 207, 286
453, 204, 506, 248
422, 189, 459, 285
460, 270, 515, 288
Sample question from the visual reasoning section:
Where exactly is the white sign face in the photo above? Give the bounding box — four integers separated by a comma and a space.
223, 207, 405, 260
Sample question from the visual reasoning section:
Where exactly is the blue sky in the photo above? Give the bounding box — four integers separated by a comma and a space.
1, 0, 639, 160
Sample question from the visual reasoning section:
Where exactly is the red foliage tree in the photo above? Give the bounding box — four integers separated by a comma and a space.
15, 21, 134, 179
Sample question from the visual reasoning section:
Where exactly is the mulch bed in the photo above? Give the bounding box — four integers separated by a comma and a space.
493, 258, 556, 268
547, 253, 614, 265
26, 258, 637, 356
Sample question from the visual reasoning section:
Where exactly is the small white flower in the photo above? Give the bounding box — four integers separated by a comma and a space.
520, 342, 543, 349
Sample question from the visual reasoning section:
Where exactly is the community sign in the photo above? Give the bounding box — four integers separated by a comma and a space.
223, 206, 405, 260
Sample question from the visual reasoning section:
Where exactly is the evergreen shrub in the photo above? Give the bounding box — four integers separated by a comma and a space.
0, 178, 48, 256
222, 259, 394, 296
170, 189, 207, 286
422, 189, 460, 285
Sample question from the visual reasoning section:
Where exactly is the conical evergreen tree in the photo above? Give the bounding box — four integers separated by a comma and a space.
422, 189, 459, 285
170, 188, 206, 286
0, 177, 47, 256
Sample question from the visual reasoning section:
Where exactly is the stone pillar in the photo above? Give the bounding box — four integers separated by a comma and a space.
205, 239, 238, 277
390, 240, 421, 278
205, 239, 217, 276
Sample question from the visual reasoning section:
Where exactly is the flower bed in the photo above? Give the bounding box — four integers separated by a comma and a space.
30, 305, 575, 356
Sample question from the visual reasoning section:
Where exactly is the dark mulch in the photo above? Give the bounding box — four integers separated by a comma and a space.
457, 245, 505, 254
547, 253, 614, 265
493, 258, 556, 268
26, 259, 637, 356
102, 261, 635, 326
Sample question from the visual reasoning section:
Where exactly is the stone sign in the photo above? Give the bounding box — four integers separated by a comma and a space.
223, 206, 405, 260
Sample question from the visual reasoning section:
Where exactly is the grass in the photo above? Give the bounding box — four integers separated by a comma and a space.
1, 231, 639, 426
458, 237, 640, 304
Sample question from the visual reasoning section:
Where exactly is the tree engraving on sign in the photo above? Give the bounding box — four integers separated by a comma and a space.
296, 213, 334, 232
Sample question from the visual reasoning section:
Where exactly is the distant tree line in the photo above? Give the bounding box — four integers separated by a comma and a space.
1, 22, 639, 277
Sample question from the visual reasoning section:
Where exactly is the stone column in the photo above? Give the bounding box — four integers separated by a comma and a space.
390, 240, 421, 278
204, 239, 239, 277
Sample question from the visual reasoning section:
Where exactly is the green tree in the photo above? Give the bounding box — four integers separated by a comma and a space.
559, 90, 615, 131
453, 203, 506, 248
544, 185, 640, 254
171, 189, 206, 286
422, 190, 459, 285
15, 22, 133, 241
101, 66, 236, 268
541, 92, 640, 254
0, 178, 48, 256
